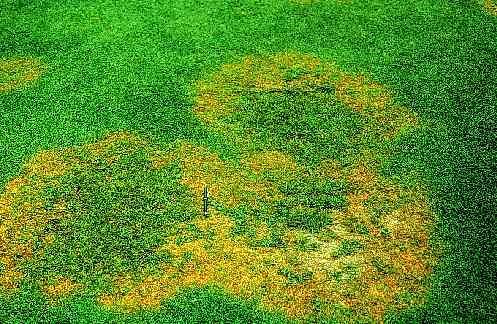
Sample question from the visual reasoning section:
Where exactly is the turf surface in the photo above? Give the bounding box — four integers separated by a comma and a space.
1, 0, 496, 322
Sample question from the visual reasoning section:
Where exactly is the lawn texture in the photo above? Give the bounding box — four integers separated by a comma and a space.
1, 0, 496, 323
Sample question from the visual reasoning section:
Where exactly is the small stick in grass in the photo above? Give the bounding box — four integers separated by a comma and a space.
203, 186, 209, 217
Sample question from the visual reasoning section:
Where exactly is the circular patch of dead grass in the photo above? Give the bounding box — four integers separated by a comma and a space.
484, 0, 497, 15
193, 52, 417, 143
0, 52, 445, 322
0, 58, 44, 93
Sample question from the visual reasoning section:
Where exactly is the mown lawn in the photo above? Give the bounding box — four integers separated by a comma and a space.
1, 0, 496, 323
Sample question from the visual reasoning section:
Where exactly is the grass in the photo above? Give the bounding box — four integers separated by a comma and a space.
0, 57, 44, 92
484, 0, 497, 15
1, 0, 496, 323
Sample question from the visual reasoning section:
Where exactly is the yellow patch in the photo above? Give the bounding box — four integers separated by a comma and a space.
43, 277, 82, 300
81, 130, 149, 165
0, 177, 63, 290
484, 0, 497, 15
335, 74, 390, 112
241, 150, 298, 175
254, 222, 272, 241
192, 53, 418, 142
0, 65, 442, 321
0, 268, 24, 291
24, 148, 76, 177
0, 131, 147, 292
159, 141, 283, 208
0, 58, 44, 93
98, 160, 441, 322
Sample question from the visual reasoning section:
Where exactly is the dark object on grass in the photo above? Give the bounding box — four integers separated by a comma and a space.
203, 186, 209, 217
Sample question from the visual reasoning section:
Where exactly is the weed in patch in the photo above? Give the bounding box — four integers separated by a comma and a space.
267, 176, 346, 233
278, 176, 348, 209
343, 216, 370, 235
252, 234, 287, 249
273, 203, 331, 233
327, 262, 360, 284
226, 91, 366, 167
380, 227, 390, 238
372, 257, 395, 276
332, 239, 364, 258
293, 233, 319, 252
283, 66, 310, 81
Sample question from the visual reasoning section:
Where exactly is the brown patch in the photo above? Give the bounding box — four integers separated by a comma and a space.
192, 53, 337, 126
98, 158, 441, 321
0, 131, 147, 292
0, 58, 44, 92
81, 131, 149, 165
0, 177, 63, 291
0, 127, 442, 321
157, 141, 284, 208
346, 162, 378, 190
484, 0, 497, 15
241, 150, 299, 175
335, 74, 390, 112
192, 52, 418, 144
0, 267, 24, 290
43, 277, 82, 300
24, 148, 76, 178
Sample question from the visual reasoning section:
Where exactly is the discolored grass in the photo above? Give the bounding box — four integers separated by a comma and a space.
0, 0, 494, 322
184, 52, 443, 321
0, 131, 197, 299
0, 123, 443, 322
99, 155, 442, 322
192, 53, 419, 148
0, 58, 44, 93
0, 49, 447, 323
42, 277, 82, 303
484, 0, 497, 15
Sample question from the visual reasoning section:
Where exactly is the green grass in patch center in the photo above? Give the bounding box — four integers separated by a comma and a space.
24, 145, 197, 294
225, 91, 367, 167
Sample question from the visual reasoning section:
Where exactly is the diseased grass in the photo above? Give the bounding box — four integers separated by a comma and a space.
0, 132, 196, 300
0, 58, 44, 93
0, 136, 435, 321
484, 0, 497, 15
193, 53, 418, 148
1, 0, 495, 323
0, 52, 444, 323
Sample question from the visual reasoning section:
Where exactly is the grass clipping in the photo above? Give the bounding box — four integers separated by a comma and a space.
0, 53, 444, 323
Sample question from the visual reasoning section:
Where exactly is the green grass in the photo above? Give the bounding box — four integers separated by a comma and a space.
1, 0, 496, 322
277, 267, 314, 285
332, 239, 364, 258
